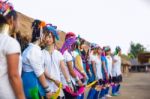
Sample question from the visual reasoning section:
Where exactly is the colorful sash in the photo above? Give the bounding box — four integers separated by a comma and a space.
50, 83, 63, 99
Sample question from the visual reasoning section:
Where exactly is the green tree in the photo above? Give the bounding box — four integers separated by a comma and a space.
128, 42, 146, 59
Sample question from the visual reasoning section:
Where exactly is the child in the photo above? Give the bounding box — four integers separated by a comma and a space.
22, 20, 52, 99
0, 1, 25, 99
60, 32, 83, 99
112, 46, 122, 96
90, 45, 104, 99
42, 25, 71, 99
104, 46, 113, 97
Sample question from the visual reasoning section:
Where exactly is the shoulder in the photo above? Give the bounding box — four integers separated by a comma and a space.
42, 49, 49, 54
64, 50, 71, 56
72, 51, 78, 58
54, 50, 64, 60
54, 49, 63, 56
4, 36, 21, 54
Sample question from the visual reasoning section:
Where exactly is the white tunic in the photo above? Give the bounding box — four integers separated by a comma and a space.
42, 49, 64, 94
22, 43, 44, 77
0, 33, 21, 99
62, 50, 76, 85
91, 55, 103, 79
112, 55, 122, 76
106, 55, 113, 76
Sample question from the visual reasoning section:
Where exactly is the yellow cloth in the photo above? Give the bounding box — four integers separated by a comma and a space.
50, 83, 62, 99
75, 55, 84, 72
86, 80, 98, 88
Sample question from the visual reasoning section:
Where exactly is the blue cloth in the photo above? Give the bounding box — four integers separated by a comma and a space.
87, 88, 97, 99
87, 64, 95, 83
116, 84, 121, 93
101, 56, 108, 79
112, 85, 116, 94
22, 71, 45, 98
105, 87, 109, 95
99, 89, 106, 98
77, 94, 84, 99
94, 90, 100, 99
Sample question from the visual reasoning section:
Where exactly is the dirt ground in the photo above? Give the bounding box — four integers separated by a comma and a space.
110, 73, 150, 99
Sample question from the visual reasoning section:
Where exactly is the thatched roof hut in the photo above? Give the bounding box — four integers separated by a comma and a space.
16, 12, 89, 49
17, 11, 132, 68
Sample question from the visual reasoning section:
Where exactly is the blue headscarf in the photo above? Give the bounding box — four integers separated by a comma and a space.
45, 24, 59, 40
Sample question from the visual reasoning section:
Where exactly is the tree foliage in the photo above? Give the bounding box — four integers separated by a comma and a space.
128, 42, 146, 59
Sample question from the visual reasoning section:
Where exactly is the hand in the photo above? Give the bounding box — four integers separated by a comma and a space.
105, 72, 109, 80
46, 92, 53, 99
67, 81, 74, 91
77, 80, 84, 87
54, 80, 61, 87
82, 73, 88, 80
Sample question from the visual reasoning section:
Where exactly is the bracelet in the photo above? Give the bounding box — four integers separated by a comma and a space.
44, 86, 51, 93
75, 76, 80, 82
67, 81, 72, 84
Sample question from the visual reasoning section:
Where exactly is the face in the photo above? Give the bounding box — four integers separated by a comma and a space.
44, 32, 54, 46
106, 50, 111, 55
118, 50, 122, 55
97, 48, 102, 55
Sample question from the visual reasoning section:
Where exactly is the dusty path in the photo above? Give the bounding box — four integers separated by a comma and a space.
111, 73, 150, 99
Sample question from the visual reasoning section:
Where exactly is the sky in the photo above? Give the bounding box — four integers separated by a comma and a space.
12, 0, 150, 54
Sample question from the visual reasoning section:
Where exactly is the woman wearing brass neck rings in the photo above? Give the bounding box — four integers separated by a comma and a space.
0, 1, 25, 99
22, 20, 52, 99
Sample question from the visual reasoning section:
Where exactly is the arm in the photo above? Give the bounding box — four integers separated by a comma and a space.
44, 68, 60, 87
102, 61, 109, 79
7, 53, 25, 99
29, 50, 52, 98
60, 60, 70, 82
66, 61, 83, 86
91, 61, 97, 79
67, 61, 76, 78
38, 74, 52, 98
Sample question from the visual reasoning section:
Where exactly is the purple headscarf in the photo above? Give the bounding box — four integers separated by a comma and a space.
60, 36, 77, 54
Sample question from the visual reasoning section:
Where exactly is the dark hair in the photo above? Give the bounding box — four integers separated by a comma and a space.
5, 10, 17, 21
71, 42, 79, 50
31, 20, 41, 42
0, 10, 17, 27
0, 15, 7, 26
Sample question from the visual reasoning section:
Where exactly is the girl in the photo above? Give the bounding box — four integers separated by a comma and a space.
42, 25, 71, 99
71, 37, 88, 83
88, 45, 104, 99
70, 37, 88, 99
112, 46, 122, 96
104, 46, 113, 97
80, 41, 92, 83
87, 43, 97, 83
60, 32, 83, 99
0, 1, 25, 99
22, 20, 52, 99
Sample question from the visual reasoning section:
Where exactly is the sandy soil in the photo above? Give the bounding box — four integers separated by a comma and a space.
110, 73, 150, 99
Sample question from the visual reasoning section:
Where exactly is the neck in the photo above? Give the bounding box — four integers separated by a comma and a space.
33, 40, 40, 46
0, 24, 9, 35
46, 44, 55, 53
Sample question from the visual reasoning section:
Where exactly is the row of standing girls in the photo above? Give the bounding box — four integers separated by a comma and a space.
0, 1, 122, 99
86, 45, 122, 99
